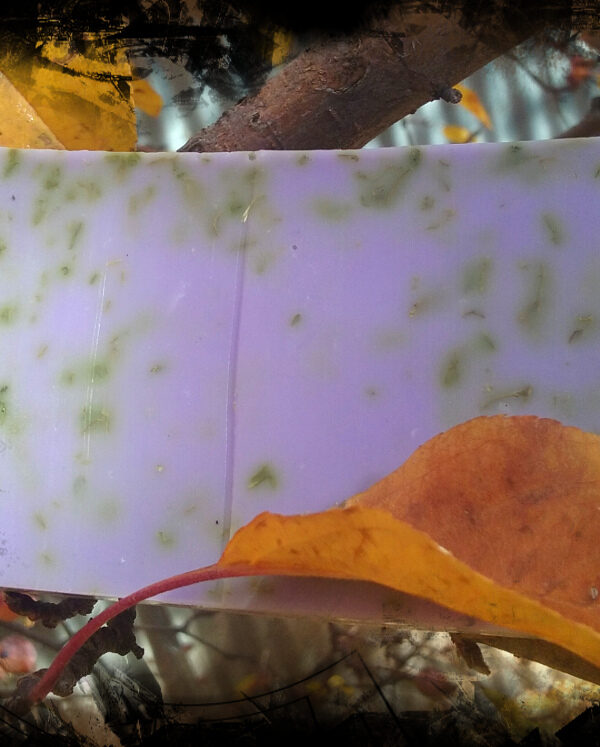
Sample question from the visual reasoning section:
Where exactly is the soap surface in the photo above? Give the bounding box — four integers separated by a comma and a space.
0, 141, 599, 622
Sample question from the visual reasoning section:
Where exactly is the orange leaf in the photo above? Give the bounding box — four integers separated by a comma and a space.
131, 78, 163, 118
0, 591, 19, 622
218, 415, 600, 670
443, 124, 476, 144
454, 84, 492, 130
219, 503, 600, 669
350, 415, 600, 631
27, 415, 600, 705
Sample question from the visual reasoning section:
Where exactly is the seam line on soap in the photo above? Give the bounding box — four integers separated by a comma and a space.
222, 204, 251, 556
82, 266, 108, 463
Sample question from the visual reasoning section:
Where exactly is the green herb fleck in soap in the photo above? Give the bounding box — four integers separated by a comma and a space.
156, 530, 176, 549
462, 257, 492, 295
80, 405, 112, 434
541, 212, 564, 246
3, 149, 21, 178
314, 198, 352, 221
356, 148, 421, 209
248, 463, 278, 490
517, 262, 551, 334
440, 350, 463, 388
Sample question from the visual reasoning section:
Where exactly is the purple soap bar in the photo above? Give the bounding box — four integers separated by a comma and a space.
0, 140, 598, 626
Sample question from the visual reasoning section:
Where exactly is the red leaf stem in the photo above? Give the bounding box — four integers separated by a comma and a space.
27, 562, 250, 705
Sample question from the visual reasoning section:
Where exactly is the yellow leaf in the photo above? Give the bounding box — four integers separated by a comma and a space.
219, 415, 600, 672
0, 71, 64, 149
443, 124, 475, 144
0, 36, 136, 151
454, 84, 492, 130
219, 504, 600, 670
30, 415, 600, 706
271, 29, 294, 67
131, 78, 163, 117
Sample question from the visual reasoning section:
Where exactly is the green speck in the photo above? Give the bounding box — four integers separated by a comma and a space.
409, 294, 437, 318
89, 272, 100, 285
91, 361, 109, 380
33, 512, 48, 531
60, 370, 76, 386
43, 165, 61, 190
253, 252, 275, 275
80, 404, 112, 434
149, 363, 165, 374
0, 305, 17, 324
3, 149, 21, 178
474, 332, 496, 352
482, 385, 533, 410
156, 530, 176, 548
128, 184, 157, 215
420, 195, 435, 210
39, 551, 55, 567
0, 397, 7, 424
541, 212, 564, 246
297, 154, 310, 166
436, 160, 451, 191
517, 262, 550, 333
60, 265, 71, 276
356, 148, 421, 209
290, 313, 302, 326
97, 499, 119, 523
32, 197, 48, 225
64, 180, 102, 202
568, 314, 594, 343
105, 152, 141, 176
0, 238, 7, 256
243, 166, 264, 187
172, 163, 204, 204
501, 144, 529, 168
440, 350, 463, 388
426, 208, 456, 231
67, 220, 84, 251
248, 152, 256, 161
338, 153, 360, 161
463, 257, 492, 295
314, 198, 352, 221
364, 386, 379, 399
496, 144, 551, 183
595, 165, 600, 178
248, 463, 278, 490
73, 475, 87, 495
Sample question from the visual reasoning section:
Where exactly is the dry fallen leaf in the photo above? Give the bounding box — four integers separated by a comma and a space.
27, 415, 600, 706
349, 415, 600, 632
0, 36, 136, 150
219, 501, 600, 670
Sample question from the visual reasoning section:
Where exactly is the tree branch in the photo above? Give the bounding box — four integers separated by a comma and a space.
179, 5, 577, 152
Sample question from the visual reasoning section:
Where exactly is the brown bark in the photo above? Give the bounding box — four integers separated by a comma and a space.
179, 7, 573, 152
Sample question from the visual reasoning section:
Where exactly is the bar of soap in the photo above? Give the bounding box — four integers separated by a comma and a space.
0, 141, 599, 623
